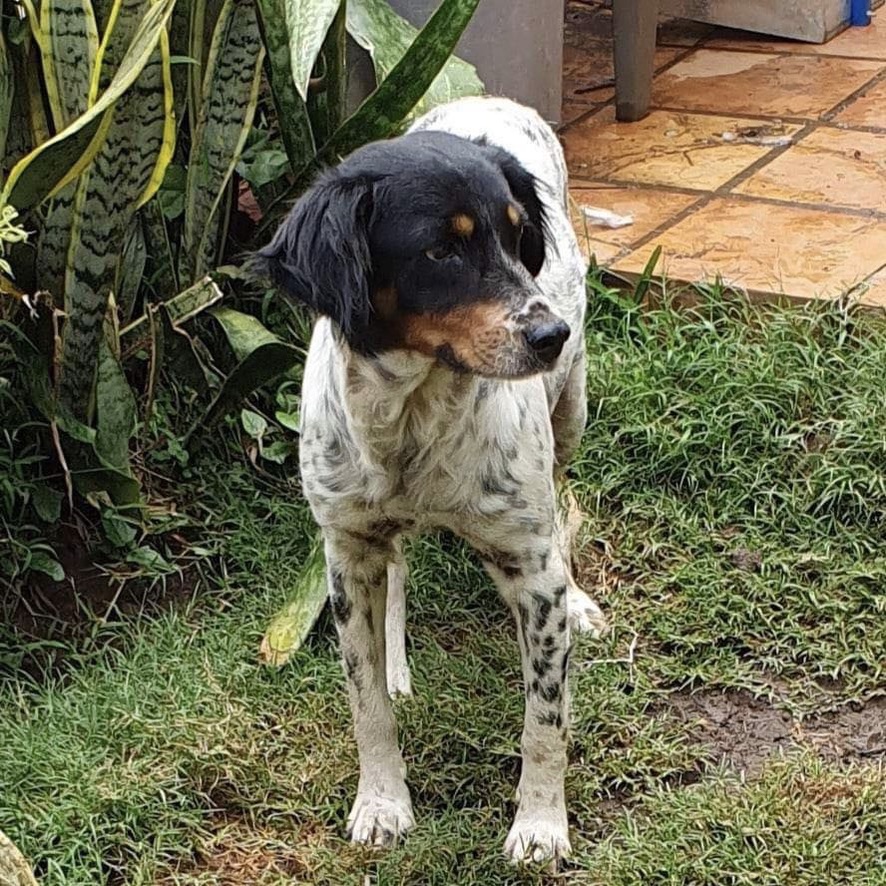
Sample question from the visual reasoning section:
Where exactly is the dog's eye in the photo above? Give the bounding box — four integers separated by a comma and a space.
425, 244, 455, 262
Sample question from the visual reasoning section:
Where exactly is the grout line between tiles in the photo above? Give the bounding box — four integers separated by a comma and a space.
715, 123, 817, 193
822, 66, 886, 120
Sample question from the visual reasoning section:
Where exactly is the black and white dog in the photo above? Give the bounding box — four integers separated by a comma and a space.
257, 97, 605, 863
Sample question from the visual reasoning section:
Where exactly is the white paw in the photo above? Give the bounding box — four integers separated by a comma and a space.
347, 789, 415, 847
567, 585, 607, 637
504, 810, 571, 864
386, 665, 413, 699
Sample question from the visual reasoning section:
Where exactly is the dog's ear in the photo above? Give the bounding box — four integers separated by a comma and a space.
482, 146, 548, 277
253, 176, 374, 340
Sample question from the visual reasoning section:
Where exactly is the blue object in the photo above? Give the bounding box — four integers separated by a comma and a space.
850, 0, 871, 26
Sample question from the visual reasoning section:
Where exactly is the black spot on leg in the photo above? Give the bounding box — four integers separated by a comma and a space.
553, 585, 566, 605
557, 616, 567, 633
532, 657, 553, 678
536, 711, 563, 728
540, 682, 562, 704
363, 605, 374, 634
482, 548, 523, 579
539, 551, 549, 572
330, 571, 351, 625
532, 594, 552, 632
475, 381, 490, 405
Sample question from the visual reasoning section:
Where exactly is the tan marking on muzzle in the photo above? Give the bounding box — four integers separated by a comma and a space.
401, 302, 511, 370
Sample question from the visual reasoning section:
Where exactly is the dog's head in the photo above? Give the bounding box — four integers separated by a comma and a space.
255, 131, 569, 378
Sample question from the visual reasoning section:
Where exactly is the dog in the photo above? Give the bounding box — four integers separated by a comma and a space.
255, 96, 606, 863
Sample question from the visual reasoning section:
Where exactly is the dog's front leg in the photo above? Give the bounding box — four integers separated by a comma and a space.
483, 542, 572, 864
325, 530, 415, 846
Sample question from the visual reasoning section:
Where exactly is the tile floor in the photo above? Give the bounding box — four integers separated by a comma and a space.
561, 1, 886, 305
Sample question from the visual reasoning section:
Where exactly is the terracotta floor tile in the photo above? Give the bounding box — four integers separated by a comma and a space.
568, 183, 699, 262
833, 77, 886, 128
563, 108, 803, 189
614, 198, 886, 298
563, 41, 682, 107
652, 50, 883, 118
735, 127, 886, 212
705, 20, 886, 60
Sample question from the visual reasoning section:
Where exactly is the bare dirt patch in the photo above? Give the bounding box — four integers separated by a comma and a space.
154, 817, 328, 886
668, 689, 886, 776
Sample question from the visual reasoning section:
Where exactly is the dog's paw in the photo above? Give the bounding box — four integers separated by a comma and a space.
347, 790, 415, 848
504, 810, 571, 865
567, 585, 607, 638
386, 663, 413, 699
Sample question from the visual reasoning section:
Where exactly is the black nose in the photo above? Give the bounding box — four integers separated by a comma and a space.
524, 320, 570, 363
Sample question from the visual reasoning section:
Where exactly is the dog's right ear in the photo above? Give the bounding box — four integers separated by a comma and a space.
252, 175, 374, 341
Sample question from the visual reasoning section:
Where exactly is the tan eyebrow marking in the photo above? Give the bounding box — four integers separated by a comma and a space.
451, 213, 475, 237
506, 203, 521, 226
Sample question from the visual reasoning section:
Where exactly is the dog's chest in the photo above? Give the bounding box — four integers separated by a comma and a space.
301, 377, 551, 532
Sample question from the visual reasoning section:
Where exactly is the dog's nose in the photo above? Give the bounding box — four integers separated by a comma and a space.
524, 320, 570, 363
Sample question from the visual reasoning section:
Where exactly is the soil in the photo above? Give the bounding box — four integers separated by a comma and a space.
2, 520, 198, 675
667, 688, 886, 776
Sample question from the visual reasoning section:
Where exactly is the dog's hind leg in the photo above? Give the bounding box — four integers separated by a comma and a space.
550, 354, 607, 637
555, 483, 607, 637
385, 541, 412, 698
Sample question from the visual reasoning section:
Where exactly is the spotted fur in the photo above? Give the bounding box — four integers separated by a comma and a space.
260, 97, 607, 864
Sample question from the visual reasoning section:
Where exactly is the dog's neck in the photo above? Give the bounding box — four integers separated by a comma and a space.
336, 341, 484, 465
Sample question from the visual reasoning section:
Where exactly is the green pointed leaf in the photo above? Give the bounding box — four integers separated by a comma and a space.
32, 484, 64, 523
210, 305, 279, 361
275, 410, 300, 433
2, 0, 177, 211
241, 407, 268, 439
101, 508, 139, 547
0, 27, 13, 164
93, 321, 137, 474
346, 0, 483, 121
255, 0, 314, 171
261, 439, 296, 463
285, 0, 339, 101
193, 340, 302, 434
28, 552, 65, 581
259, 535, 327, 666
181, 0, 265, 283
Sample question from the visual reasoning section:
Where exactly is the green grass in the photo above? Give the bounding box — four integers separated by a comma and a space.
2, 279, 885, 885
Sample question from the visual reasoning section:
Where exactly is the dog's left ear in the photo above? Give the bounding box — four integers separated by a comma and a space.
482, 146, 548, 277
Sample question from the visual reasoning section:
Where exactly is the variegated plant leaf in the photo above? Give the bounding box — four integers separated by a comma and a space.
263, 0, 481, 222
285, 0, 339, 101
255, 0, 313, 170
2, 0, 176, 211
94, 301, 137, 476
306, 0, 345, 147
180, 0, 264, 284
58, 0, 176, 420
34, 1, 100, 304
37, 0, 99, 129
346, 0, 483, 122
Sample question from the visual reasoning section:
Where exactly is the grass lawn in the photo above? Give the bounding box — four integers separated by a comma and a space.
1, 277, 885, 885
